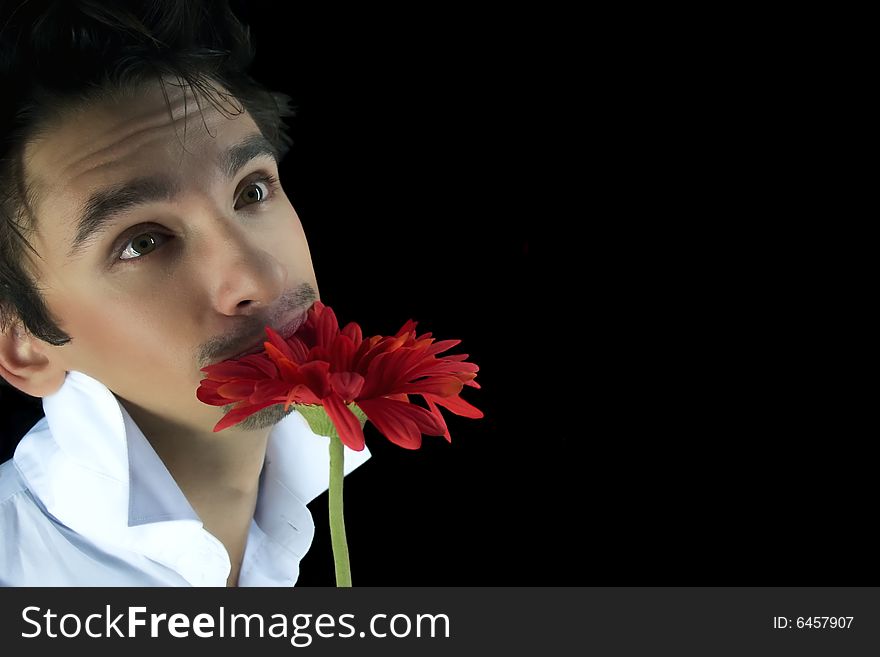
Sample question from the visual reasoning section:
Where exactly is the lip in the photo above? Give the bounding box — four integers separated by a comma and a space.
276, 311, 310, 341
228, 310, 309, 361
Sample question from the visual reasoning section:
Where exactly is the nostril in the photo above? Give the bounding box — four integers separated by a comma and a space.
237, 300, 254, 309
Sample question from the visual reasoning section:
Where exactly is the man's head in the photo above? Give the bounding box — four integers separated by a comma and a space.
0, 0, 319, 435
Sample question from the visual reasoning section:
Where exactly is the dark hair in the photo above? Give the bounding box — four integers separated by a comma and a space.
0, 0, 295, 346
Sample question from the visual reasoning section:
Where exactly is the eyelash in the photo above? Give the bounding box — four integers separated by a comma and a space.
113, 172, 282, 263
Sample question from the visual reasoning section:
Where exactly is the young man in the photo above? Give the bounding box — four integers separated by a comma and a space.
0, 0, 369, 585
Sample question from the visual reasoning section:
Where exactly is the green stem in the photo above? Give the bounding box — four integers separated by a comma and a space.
328, 433, 351, 587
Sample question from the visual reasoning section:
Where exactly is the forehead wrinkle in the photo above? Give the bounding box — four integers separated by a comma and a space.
24, 111, 205, 243
66, 108, 216, 184
25, 76, 235, 189
46, 83, 228, 184
72, 81, 224, 157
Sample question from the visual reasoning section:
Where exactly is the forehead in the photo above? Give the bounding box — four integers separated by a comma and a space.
23, 81, 261, 236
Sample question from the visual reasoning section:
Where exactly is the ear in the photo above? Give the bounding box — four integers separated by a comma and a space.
0, 323, 67, 397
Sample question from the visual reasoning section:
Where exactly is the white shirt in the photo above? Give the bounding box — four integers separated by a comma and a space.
0, 371, 370, 586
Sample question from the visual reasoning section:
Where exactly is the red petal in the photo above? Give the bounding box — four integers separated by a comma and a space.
383, 346, 434, 384
265, 326, 298, 361
322, 393, 366, 451
216, 380, 257, 400
213, 400, 282, 432
425, 396, 452, 442
264, 342, 293, 369
394, 375, 463, 397
423, 392, 484, 419
425, 339, 461, 357
316, 304, 340, 347
284, 337, 309, 362
392, 400, 446, 436
196, 380, 226, 405
200, 361, 266, 381
276, 358, 303, 384
283, 383, 323, 410
361, 347, 423, 398
341, 321, 363, 346
299, 360, 332, 398
395, 319, 418, 337
329, 371, 365, 402
358, 398, 442, 449
406, 357, 479, 379
351, 335, 379, 372
251, 379, 291, 403
239, 353, 278, 378
307, 345, 332, 363
330, 333, 357, 371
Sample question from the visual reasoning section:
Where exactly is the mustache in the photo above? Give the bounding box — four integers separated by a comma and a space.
196, 282, 317, 368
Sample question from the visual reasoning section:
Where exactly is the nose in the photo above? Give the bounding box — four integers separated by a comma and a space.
206, 227, 288, 317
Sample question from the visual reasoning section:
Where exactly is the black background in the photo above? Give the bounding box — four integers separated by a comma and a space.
3, 3, 873, 588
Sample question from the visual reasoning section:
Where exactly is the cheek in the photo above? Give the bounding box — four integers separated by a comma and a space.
274, 208, 316, 278
44, 278, 197, 380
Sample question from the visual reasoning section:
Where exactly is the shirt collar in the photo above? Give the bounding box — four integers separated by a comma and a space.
13, 370, 370, 585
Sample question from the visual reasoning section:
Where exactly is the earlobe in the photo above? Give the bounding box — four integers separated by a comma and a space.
0, 324, 67, 397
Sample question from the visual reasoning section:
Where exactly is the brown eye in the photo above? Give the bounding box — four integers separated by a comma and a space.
120, 233, 159, 260
234, 174, 279, 210
240, 181, 268, 203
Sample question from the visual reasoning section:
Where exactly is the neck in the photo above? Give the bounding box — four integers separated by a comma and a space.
120, 402, 271, 496
118, 400, 271, 586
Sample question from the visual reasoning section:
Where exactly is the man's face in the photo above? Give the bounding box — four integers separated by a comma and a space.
22, 80, 319, 434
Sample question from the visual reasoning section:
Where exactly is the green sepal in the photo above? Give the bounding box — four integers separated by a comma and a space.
292, 402, 368, 439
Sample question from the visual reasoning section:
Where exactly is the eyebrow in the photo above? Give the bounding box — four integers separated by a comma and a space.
68, 133, 278, 258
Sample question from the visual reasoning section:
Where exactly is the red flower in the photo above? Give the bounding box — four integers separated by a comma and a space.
197, 301, 482, 450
